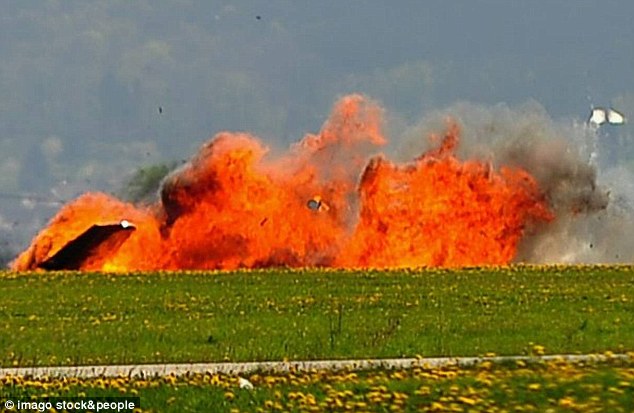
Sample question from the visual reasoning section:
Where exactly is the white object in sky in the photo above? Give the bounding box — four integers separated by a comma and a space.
588, 107, 626, 126
607, 108, 626, 125
588, 108, 607, 126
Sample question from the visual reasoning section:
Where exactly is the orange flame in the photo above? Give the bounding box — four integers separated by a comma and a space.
12, 95, 553, 271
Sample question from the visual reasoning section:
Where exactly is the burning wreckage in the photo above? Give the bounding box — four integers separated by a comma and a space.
17, 198, 330, 271
11, 95, 611, 272
35, 220, 136, 270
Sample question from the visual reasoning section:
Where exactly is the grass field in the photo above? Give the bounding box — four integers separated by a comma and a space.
0, 266, 633, 367
1, 356, 632, 412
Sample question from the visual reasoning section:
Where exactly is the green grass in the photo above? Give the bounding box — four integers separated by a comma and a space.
0, 266, 633, 367
1, 357, 633, 412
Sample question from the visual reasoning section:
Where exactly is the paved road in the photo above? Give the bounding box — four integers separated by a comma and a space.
0, 353, 628, 378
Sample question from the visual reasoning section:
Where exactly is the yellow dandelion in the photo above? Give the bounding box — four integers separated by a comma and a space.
457, 396, 476, 406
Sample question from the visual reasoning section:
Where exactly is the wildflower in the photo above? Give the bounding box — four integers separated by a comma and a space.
558, 397, 575, 408
458, 396, 476, 406
532, 344, 546, 356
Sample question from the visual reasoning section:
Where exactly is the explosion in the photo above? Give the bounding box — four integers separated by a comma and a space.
13, 95, 559, 271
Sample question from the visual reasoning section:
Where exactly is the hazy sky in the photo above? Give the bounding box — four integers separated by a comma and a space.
1, 0, 633, 254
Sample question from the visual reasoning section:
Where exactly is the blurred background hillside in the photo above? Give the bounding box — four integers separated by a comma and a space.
1, 0, 633, 263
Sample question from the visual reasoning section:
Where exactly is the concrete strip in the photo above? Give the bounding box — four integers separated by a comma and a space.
0, 353, 628, 378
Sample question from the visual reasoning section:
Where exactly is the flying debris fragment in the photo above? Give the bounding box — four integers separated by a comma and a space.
588, 107, 626, 126
307, 195, 329, 212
